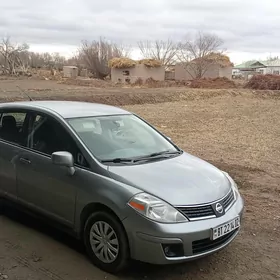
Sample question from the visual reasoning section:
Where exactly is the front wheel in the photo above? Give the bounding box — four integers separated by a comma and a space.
84, 211, 130, 273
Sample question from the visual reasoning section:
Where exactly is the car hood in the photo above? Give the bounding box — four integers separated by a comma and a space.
108, 152, 231, 205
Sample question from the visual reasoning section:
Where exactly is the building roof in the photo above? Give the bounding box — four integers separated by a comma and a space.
0, 101, 130, 118
234, 59, 280, 69
234, 60, 263, 69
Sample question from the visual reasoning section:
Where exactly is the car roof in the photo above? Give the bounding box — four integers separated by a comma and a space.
0, 101, 130, 118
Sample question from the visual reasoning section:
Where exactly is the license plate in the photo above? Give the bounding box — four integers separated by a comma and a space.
212, 216, 240, 240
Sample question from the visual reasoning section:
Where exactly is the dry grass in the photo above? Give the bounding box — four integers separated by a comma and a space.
190, 77, 237, 89
124, 96, 279, 173
55, 76, 238, 89
31, 69, 64, 81
60, 76, 190, 88
133, 77, 190, 88
59, 77, 118, 88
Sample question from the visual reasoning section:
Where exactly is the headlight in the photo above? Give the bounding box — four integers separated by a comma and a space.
223, 171, 239, 199
128, 193, 188, 223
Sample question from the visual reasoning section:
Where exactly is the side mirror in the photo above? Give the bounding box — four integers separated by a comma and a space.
52, 151, 75, 175
166, 136, 172, 141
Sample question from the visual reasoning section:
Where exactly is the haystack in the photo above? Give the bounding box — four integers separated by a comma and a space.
108, 58, 136, 69
190, 53, 233, 68
138, 59, 162, 67
205, 53, 234, 68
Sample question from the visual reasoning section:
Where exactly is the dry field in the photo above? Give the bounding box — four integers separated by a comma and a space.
0, 79, 280, 280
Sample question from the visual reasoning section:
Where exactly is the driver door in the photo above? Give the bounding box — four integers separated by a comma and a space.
16, 112, 89, 226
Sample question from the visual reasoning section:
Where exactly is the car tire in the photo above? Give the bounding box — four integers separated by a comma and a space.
84, 211, 130, 273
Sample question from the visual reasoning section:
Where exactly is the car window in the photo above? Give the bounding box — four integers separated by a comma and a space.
68, 114, 178, 161
0, 111, 28, 146
70, 118, 103, 135
30, 114, 89, 168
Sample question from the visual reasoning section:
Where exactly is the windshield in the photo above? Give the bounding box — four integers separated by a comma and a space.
67, 114, 178, 161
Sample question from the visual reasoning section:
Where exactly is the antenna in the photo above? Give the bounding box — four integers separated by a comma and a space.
16, 86, 34, 101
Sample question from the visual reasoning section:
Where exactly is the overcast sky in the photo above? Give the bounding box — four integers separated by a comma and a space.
1, 0, 280, 64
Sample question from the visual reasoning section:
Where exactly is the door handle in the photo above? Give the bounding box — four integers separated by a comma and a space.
19, 158, 31, 165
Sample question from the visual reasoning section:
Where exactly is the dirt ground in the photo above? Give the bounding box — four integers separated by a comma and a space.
0, 79, 279, 280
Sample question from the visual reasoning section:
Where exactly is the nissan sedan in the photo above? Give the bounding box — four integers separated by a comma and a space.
0, 101, 244, 273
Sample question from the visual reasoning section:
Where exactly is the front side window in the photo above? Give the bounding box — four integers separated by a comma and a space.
0, 111, 28, 146
67, 114, 178, 161
30, 114, 89, 167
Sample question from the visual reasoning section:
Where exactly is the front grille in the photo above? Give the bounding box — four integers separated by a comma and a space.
178, 205, 215, 220
176, 189, 235, 221
192, 229, 238, 254
222, 189, 235, 209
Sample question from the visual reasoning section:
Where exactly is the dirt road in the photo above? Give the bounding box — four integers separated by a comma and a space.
0, 79, 279, 280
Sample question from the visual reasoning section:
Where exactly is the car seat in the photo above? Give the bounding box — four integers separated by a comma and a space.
0, 115, 19, 142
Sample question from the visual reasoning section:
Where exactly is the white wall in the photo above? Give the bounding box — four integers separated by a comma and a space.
266, 66, 280, 74
257, 67, 280, 75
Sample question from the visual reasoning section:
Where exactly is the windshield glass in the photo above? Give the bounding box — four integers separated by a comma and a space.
67, 114, 178, 161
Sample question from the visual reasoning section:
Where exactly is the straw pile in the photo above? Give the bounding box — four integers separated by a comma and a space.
138, 59, 162, 67
191, 53, 233, 68
109, 58, 162, 69
108, 58, 136, 69
206, 53, 234, 68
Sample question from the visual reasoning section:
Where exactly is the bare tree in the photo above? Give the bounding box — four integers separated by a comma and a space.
77, 38, 128, 79
29, 52, 45, 68
138, 39, 179, 67
51, 52, 66, 70
266, 55, 279, 62
178, 31, 224, 78
28, 52, 66, 70
0, 36, 29, 75
17, 50, 31, 73
117, 42, 132, 58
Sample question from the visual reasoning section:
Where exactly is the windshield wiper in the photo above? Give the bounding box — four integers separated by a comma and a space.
148, 150, 182, 157
101, 158, 134, 164
133, 150, 183, 162
101, 150, 183, 164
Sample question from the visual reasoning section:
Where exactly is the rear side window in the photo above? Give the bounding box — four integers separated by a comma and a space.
0, 112, 28, 146
0, 112, 26, 126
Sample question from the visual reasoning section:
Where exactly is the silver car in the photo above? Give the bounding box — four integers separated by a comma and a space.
0, 101, 244, 273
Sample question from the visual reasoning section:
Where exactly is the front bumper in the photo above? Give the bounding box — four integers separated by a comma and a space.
122, 193, 244, 264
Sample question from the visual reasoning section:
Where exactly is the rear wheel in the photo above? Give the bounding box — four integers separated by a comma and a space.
84, 211, 129, 273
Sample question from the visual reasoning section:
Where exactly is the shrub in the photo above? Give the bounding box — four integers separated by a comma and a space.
133, 77, 144, 86
245, 74, 280, 90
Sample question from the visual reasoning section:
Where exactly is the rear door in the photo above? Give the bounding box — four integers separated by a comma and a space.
0, 110, 30, 201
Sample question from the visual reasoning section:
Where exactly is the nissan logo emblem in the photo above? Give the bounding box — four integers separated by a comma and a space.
215, 203, 223, 214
